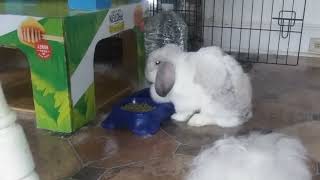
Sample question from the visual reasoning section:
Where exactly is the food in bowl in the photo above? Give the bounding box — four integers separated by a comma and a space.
121, 102, 155, 112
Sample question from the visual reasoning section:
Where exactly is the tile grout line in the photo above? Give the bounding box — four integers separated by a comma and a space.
174, 143, 182, 155
97, 170, 107, 180
92, 156, 170, 170
96, 149, 198, 179
67, 139, 85, 168
160, 127, 183, 145
159, 128, 184, 156
96, 160, 152, 180
315, 162, 320, 176
96, 156, 176, 180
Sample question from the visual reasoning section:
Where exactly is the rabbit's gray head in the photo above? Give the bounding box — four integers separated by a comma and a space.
145, 44, 182, 83
145, 44, 181, 97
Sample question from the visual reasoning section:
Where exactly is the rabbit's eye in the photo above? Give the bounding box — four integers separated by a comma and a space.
155, 61, 161, 65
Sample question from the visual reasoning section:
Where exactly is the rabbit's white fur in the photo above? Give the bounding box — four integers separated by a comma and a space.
145, 44, 252, 127
186, 132, 312, 180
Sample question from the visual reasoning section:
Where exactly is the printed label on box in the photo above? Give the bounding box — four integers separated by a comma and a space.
35, 40, 52, 59
109, 8, 125, 33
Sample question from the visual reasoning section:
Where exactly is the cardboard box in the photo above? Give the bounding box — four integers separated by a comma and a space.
67, 0, 143, 10
0, 0, 145, 133
68, 0, 112, 10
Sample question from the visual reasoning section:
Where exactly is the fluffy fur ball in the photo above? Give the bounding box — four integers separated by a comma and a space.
186, 132, 311, 180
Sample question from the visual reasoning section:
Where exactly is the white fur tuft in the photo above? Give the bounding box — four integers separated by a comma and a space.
186, 132, 311, 180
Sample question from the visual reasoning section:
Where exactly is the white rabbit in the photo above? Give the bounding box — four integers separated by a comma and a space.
186, 132, 312, 180
145, 44, 252, 127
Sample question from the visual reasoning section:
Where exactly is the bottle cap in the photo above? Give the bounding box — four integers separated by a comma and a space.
162, 3, 174, 11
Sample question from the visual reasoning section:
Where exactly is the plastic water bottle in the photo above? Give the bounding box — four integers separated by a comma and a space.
144, 3, 188, 57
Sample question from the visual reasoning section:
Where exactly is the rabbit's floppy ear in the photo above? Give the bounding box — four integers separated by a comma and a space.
155, 62, 176, 97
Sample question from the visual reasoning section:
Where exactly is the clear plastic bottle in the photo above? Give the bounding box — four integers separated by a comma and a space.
144, 3, 188, 57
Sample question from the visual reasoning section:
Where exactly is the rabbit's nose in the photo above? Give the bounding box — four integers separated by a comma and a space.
146, 81, 152, 86
144, 73, 152, 83
145, 70, 155, 83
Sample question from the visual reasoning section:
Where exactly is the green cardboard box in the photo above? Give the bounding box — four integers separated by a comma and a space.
0, 1, 145, 133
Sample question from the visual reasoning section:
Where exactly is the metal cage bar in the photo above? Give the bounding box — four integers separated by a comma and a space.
147, 0, 307, 65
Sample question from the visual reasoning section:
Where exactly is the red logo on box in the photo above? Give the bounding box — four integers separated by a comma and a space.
35, 41, 52, 60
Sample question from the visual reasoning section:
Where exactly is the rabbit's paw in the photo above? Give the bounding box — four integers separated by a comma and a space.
215, 116, 244, 128
187, 114, 215, 127
171, 112, 192, 122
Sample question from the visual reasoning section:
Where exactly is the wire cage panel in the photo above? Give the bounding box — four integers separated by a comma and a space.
147, 0, 204, 51
147, 0, 307, 65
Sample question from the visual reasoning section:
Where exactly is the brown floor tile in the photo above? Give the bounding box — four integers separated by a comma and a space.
19, 120, 82, 180
101, 155, 192, 180
70, 127, 178, 168
250, 64, 320, 102
278, 121, 320, 162
245, 101, 314, 129
71, 166, 105, 180
175, 145, 201, 156
162, 120, 241, 146
314, 175, 320, 180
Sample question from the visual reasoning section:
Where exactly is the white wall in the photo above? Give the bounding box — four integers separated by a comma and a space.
304, 0, 320, 26
203, 0, 320, 57
301, 0, 320, 55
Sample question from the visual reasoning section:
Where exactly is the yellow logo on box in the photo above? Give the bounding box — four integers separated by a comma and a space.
109, 22, 124, 33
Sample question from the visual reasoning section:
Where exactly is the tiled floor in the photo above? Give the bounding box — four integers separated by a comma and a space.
8, 57, 320, 179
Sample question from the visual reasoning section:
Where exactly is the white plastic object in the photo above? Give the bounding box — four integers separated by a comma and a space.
162, 3, 174, 11
0, 83, 39, 180
0, 83, 15, 129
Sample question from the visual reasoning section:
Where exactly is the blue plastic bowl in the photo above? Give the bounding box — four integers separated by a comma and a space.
101, 88, 175, 136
